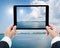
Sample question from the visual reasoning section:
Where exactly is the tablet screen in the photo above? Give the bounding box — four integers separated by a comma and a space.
14, 5, 49, 29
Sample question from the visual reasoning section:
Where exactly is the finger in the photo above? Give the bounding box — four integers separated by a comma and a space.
46, 26, 49, 36
9, 25, 13, 28
11, 30, 16, 36
46, 26, 52, 33
7, 25, 13, 31
46, 29, 49, 36
12, 26, 16, 34
49, 24, 56, 30
13, 26, 16, 31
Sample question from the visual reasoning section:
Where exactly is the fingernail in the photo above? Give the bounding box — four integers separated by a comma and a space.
14, 26, 16, 28
46, 26, 48, 28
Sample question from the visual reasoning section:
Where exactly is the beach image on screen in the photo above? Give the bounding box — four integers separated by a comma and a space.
17, 6, 46, 28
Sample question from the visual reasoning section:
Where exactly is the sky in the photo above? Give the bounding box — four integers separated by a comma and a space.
0, 0, 60, 33
17, 7, 46, 21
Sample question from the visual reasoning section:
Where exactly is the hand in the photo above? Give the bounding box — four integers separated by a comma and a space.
46, 24, 59, 39
5, 25, 16, 39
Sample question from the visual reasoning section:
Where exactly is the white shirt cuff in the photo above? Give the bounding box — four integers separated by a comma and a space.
1, 36, 12, 47
51, 36, 60, 45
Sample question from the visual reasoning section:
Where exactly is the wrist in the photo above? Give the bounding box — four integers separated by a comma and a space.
1, 36, 12, 47
51, 36, 60, 45
52, 35, 59, 39
5, 35, 12, 40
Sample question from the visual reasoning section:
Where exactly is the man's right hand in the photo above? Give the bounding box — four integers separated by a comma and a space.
46, 24, 59, 39
5, 25, 16, 39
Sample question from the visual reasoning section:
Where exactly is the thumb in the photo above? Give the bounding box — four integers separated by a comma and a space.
46, 26, 52, 36
11, 26, 16, 36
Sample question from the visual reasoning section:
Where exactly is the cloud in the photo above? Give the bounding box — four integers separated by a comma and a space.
29, 7, 46, 21
48, 0, 60, 22
17, 0, 47, 22
31, 0, 47, 5
17, 0, 60, 32
29, 0, 60, 32
49, 0, 60, 18
22, 0, 47, 21
48, 0, 60, 32
30, 0, 47, 21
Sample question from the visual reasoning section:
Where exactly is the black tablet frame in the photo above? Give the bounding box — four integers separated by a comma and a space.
14, 5, 49, 30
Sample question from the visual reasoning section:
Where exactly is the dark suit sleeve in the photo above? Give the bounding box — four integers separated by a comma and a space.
0, 41, 9, 48
51, 41, 60, 48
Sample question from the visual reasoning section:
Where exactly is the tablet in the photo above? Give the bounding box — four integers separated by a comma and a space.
14, 5, 49, 30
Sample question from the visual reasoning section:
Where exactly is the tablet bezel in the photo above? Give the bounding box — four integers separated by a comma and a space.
14, 5, 49, 30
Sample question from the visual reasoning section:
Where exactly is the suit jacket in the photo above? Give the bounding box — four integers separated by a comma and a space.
0, 41, 9, 48
0, 41, 60, 48
51, 41, 60, 48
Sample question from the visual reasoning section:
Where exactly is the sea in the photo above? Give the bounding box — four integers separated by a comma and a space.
17, 21, 45, 28
0, 34, 51, 48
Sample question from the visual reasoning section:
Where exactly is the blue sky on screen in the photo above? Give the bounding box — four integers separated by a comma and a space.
17, 7, 46, 21
17, 7, 32, 21
0, 0, 60, 33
